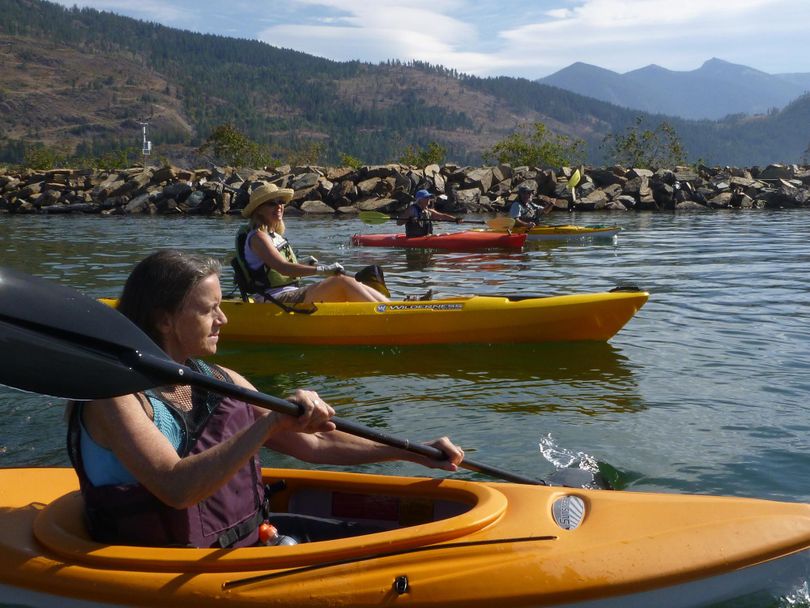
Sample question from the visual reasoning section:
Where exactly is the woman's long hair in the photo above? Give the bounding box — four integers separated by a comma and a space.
117, 250, 221, 347
249, 206, 285, 235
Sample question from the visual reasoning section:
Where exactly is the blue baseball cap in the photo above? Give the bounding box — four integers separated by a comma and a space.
414, 189, 433, 200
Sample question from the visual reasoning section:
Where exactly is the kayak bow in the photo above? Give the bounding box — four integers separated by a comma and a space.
0, 467, 809, 607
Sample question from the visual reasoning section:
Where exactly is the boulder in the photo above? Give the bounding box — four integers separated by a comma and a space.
356, 198, 399, 212
300, 200, 336, 214
465, 167, 494, 193
707, 192, 733, 208
756, 164, 792, 181
589, 168, 627, 187
290, 172, 320, 192
356, 177, 383, 196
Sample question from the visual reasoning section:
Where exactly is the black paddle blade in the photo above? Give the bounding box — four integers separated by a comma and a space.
545, 467, 612, 490
0, 266, 168, 400
354, 264, 391, 298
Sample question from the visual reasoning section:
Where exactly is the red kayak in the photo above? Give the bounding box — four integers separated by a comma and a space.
351, 231, 527, 250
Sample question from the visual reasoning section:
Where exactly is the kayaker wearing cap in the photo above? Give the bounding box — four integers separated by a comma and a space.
397, 189, 462, 237
67, 250, 463, 549
508, 185, 553, 230
235, 182, 387, 303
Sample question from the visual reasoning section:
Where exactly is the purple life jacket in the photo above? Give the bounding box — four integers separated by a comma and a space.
67, 361, 266, 548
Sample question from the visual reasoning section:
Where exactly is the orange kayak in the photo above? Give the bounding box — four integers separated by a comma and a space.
1, 467, 809, 607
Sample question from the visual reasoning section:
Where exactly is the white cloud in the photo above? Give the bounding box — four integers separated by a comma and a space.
493, 0, 810, 76
256, 0, 480, 67
46, 0, 810, 77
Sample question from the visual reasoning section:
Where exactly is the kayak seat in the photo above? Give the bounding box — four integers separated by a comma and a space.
230, 257, 251, 302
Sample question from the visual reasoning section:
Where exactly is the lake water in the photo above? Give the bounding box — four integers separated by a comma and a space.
1, 209, 810, 606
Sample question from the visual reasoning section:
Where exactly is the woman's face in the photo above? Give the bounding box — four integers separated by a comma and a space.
255, 201, 285, 224
159, 274, 227, 361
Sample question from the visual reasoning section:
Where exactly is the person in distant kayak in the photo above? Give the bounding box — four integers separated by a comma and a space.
397, 189, 462, 237
67, 250, 463, 548
507, 185, 553, 230
235, 182, 387, 303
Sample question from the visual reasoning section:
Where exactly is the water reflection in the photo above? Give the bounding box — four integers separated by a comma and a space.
403, 248, 434, 270
4, 211, 810, 509
212, 341, 644, 418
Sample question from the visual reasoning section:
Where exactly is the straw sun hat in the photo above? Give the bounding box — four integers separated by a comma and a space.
241, 182, 295, 218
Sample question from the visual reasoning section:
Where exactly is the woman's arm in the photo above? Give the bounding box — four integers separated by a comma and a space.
251, 230, 318, 278
83, 371, 335, 508
228, 371, 465, 472
267, 429, 464, 471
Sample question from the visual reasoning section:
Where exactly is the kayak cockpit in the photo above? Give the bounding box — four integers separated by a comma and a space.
33, 468, 509, 572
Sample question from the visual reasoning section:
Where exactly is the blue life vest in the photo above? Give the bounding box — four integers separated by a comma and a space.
404, 204, 433, 237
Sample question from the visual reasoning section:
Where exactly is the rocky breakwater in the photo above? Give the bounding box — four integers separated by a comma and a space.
1, 162, 809, 217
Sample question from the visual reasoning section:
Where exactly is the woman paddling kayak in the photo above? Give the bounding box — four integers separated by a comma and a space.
234, 182, 387, 303
67, 250, 463, 548
396, 189, 462, 237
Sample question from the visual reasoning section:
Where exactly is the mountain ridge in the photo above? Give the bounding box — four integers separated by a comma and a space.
1, 0, 809, 167
540, 58, 810, 120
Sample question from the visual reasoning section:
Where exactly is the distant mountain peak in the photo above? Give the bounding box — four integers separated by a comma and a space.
702, 57, 732, 67
538, 58, 809, 120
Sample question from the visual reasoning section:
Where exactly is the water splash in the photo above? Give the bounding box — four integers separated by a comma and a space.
781, 580, 810, 607
538, 433, 601, 473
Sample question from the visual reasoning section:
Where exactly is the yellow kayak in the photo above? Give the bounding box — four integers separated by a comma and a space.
1, 467, 809, 607
102, 290, 648, 346
488, 225, 622, 241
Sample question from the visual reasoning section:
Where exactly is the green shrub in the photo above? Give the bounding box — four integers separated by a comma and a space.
482, 122, 585, 168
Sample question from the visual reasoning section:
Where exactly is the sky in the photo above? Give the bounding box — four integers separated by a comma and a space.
49, 0, 810, 79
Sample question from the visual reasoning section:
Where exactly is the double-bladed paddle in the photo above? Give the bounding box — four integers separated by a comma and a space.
358, 210, 516, 231
0, 266, 605, 488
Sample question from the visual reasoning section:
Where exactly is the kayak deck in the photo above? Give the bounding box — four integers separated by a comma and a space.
486, 225, 622, 241
100, 291, 648, 346
351, 231, 527, 250
1, 467, 810, 607
214, 291, 647, 346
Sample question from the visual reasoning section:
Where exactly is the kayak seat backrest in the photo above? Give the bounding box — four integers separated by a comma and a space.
230, 257, 251, 302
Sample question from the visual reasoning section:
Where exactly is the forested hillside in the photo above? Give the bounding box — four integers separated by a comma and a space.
1, 0, 808, 167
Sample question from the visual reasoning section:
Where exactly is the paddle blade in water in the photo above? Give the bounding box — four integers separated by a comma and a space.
546, 467, 612, 490
0, 267, 166, 399
486, 217, 516, 230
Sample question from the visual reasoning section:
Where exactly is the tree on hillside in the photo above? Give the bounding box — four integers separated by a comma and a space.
602, 117, 686, 169
197, 123, 271, 168
339, 153, 364, 169
398, 141, 446, 167
482, 123, 585, 168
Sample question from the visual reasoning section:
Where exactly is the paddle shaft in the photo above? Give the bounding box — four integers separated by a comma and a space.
128, 351, 545, 486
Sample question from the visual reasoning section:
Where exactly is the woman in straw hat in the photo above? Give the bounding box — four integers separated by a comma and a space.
235, 182, 388, 303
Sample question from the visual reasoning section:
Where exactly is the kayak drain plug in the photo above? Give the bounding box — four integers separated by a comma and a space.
393, 575, 410, 595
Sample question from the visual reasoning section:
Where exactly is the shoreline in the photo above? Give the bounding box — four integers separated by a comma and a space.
2, 162, 809, 217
